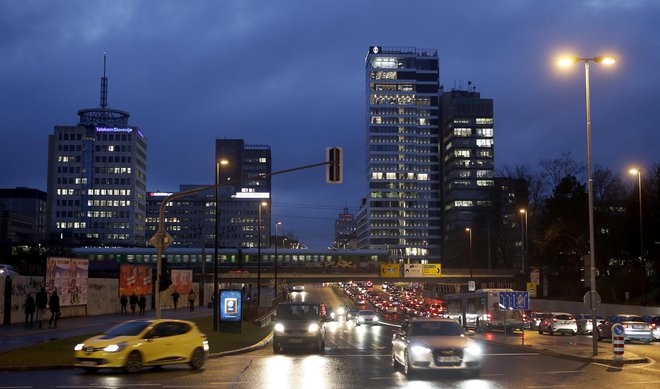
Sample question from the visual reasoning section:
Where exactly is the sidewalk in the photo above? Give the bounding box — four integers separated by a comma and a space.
0, 307, 213, 353
476, 330, 649, 365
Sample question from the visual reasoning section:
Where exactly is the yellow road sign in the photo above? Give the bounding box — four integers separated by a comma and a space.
422, 264, 441, 277
381, 264, 400, 278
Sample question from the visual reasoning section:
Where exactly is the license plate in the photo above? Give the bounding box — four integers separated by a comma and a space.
79, 361, 96, 366
437, 356, 460, 363
289, 338, 303, 344
633, 325, 644, 329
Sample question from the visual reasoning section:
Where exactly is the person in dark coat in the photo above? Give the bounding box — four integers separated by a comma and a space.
188, 289, 196, 311
24, 293, 36, 327
48, 289, 61, 328
120, 294, 128, 314
129, 292, 138, 315
35, 287, 48, 328
171, 290, 180, 310
138, 295, 146, 315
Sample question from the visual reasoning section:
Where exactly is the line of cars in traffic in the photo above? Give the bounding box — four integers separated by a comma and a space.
526, 311, 658, 344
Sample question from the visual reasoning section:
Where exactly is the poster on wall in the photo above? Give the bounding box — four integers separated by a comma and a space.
119, 264, 153, 296
171, 269, 193, 293
45, 257, 88, 306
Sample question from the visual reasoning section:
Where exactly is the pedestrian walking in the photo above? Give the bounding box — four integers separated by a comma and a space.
48, 288, 60, 328
129, 292, 138, 315
138, 295, 147, 315
188, 289, 196, 311
24, 293, 36, 327
35, 287, 47, 328
171, 290, 180, 310
120, 294, 128, 314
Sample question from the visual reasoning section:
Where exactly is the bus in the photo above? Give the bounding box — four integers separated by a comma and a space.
445, 289, 525, 332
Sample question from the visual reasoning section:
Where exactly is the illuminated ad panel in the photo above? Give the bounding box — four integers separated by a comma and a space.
220, 290, 242, 322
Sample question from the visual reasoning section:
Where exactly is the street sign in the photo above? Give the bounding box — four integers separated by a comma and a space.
380, 264, 400, 278
149, 230, 174, 250
527, 282, 537, 298
583, 291, 601, 308
468, 280, 476, 292
403, 264, 423, 277
499, 291, 529, 310
422, 264, 441, 278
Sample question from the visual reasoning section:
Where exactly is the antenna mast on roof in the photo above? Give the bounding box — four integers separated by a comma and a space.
100, 52, 108, 109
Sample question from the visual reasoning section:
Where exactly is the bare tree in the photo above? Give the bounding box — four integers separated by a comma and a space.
539, 151, 585, 189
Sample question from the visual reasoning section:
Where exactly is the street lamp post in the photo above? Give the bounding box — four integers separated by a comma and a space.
213, 159, 228, 332
274, 221, 282, 298
257, 201, 268, 307
465, 227, 473, 279
558, 54, 616, 356
629, 168, 645, 305
519, 209, 528, 278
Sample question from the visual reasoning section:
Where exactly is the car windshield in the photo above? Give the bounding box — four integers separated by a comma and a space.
556, 314, 574, 320
277, 305, 320, 320
620, 316, 644, 322
359, 310, 375, 316
411, 321, 464, 336
105, 321, 151, 337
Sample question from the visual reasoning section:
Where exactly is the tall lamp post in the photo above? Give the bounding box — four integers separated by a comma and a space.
274, 221, 282, 298
213, 159, 229, 332
257, 201, 268, 307
558, 54, 616, 356
465, 227, 473, 279
519, 209, 528, 278
629, 168, 645, 305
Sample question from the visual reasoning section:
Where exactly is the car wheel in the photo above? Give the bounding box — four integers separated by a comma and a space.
467, 368, 481, 378
124, 351, 142, 374
189, 348, 206, 369
577, 325, 583, 334
403, 351, 415, 377
81, 367, 97, 373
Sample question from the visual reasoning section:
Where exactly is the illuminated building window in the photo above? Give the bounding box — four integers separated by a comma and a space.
477, 139, 493, 147
476, 118, 493, 124
477, 180, 494, 186
453, 128, 471, 137
454, 149, 470, 158
477, 128, 493, 137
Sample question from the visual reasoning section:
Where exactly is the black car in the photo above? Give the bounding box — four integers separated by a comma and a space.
273, 302, 327, 353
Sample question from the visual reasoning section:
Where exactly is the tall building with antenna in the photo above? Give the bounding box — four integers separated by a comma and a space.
46, 54, 147, 245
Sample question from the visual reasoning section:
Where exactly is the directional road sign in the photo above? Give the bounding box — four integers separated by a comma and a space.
499, 291, 529, 310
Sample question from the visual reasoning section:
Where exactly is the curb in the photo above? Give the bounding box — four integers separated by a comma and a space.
480, 337, 649, 365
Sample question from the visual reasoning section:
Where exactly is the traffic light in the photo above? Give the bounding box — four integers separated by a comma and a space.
159, 256, 172, 292
326, 147, 343, 184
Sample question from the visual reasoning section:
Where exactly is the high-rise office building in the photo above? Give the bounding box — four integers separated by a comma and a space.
358, 46, 442, 262
440, 87, 494, 267
333, 207, 357, 249
0, 187, 47, 243
46, 56, 147, 245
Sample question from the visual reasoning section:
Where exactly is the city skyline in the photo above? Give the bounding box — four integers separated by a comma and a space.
2, 1, 659, 249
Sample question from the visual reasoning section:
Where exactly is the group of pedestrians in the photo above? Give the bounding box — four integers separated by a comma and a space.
172, 289, 196, 311
23, 287, 61, 328
119, 292, 147, 315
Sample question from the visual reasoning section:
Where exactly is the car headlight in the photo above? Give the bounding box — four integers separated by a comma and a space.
275, 323, 285, 333
373, 316, 379, 322
465, 344, 482, 355
103, 342, 127, 353
308, 323, 319, 333
410, 345, 431, 355
337, 308, 345, 315
358, 316, 365, 322
74, 343, 84, 351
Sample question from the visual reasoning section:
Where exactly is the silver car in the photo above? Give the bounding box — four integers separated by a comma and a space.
574, 313, 604, 334
392, 318, 482, 377
355, 310, 379, 326
538, 312, 577, 336
597, 314, 653, 344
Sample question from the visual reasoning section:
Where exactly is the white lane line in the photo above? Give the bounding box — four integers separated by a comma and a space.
485, 353, 540, 356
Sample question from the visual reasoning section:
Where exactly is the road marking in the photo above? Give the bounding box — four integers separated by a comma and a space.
538, 370, 584, 374
485, 353, 539, 356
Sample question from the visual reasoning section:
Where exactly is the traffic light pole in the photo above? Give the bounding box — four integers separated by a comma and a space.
152, 158, 337, 320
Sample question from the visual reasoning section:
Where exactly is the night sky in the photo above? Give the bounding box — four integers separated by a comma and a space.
2, 1, 658, 249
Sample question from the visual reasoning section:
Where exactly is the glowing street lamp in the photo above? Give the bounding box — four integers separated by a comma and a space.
213, 159, 229, 332
629, 168, 646, 305
519, 209, 528, 277
557, 53, 616, 356
257, 201, 268, 306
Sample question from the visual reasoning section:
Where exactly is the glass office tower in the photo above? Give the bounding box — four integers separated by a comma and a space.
358, 46, 442, 262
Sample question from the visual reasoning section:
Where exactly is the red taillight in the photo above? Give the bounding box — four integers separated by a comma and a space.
486, 313, 492, 322
552, 318, 557, 322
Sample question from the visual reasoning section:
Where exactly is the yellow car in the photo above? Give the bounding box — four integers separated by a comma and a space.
74, 319, 209, 373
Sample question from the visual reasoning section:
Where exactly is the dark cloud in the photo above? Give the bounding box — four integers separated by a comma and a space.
1, 0, 658, 248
